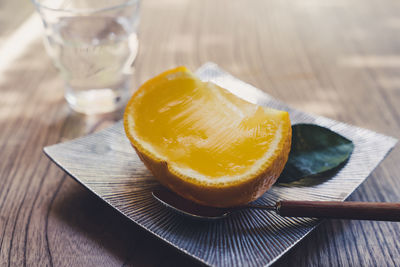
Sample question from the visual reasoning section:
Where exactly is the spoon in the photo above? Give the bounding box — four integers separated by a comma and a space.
152, 189, 400, 221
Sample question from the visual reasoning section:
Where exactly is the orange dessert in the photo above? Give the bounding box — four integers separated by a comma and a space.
124, 67, 291, 207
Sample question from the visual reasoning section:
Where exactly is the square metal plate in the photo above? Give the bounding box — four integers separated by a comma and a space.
44, 63, 397, 267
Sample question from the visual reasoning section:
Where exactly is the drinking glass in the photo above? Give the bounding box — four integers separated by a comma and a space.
32, 0, 140, 114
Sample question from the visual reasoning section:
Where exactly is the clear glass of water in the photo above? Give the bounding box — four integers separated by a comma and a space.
32, 0, 140, 114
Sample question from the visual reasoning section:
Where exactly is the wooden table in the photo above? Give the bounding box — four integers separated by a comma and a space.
1, 0, 400, 266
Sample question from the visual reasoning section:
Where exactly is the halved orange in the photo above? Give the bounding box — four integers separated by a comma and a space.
124, 67, 291, 207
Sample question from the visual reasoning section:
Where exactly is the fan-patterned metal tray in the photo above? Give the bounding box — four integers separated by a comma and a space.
44, 63, 397, 267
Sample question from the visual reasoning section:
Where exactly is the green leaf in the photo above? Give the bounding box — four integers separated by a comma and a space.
276, 124, 354, 184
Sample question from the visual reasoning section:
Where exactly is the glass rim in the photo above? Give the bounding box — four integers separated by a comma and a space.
31, 0, 139, 14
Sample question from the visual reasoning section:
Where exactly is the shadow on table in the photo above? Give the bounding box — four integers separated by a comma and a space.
50, 178, 202, 267
271, 219, 353, 267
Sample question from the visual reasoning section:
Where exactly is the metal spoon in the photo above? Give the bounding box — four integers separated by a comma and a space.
152, 189, 400, 221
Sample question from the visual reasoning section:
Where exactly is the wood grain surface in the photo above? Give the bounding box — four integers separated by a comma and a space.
1, 0, 400, 266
